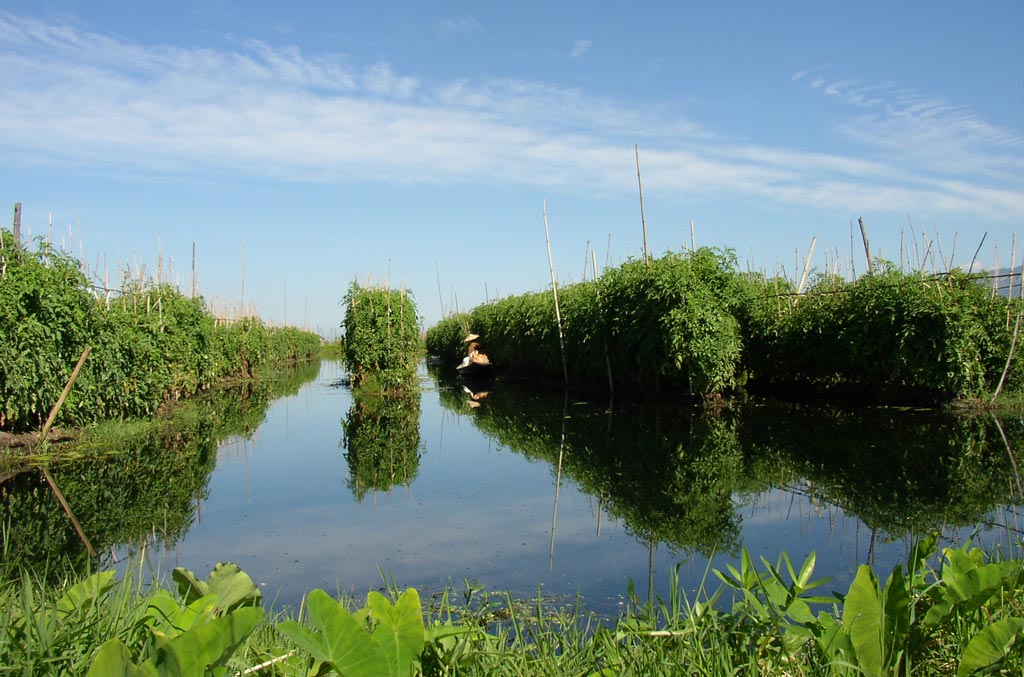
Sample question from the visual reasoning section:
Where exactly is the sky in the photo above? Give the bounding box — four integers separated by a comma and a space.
2, 2, 1023, 336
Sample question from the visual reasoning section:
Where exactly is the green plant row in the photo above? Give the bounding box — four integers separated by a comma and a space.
343, 282, 421, 392
4, 539, 1023, 675
426, 249, 1021, 402
0, 230, 321, 432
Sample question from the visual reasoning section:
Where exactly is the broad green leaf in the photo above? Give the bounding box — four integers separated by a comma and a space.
957, 617, 1024, 677
159, 606, 263, 676
57, 570, 115, 617
172, 567, 209, 605
366, 589, 425, 677
205, 562, 263, 612
86, 638, 153, 677
278, 589, 388, 677
843, 565, 884, 677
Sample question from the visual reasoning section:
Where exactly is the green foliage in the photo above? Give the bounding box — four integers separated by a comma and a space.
343, 282, 421, 392
279, 588, 425, 677
0, 229, 321, 432
4, 543, 1024, 676
427, 250, 1021, 403
342, 391, 421, 501
741, 268, 1019, 401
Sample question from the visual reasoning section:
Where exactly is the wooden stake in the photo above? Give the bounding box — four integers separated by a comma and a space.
592, 250, 614, 397
38, 346, 96, 558
543, 199, 569, 385
858, 217, 874, 274
635, 145, 649, 266
12, 202, 21, 247
797, 236, 817, 295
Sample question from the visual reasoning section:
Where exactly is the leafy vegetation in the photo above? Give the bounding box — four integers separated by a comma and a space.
1, 360, 322, 576
431, 365, 1018, 553
426, 249, 1022, 403
343, 282, 420, 392
0, 229, 321, 432
342, 390, 422, 501
3, 539, 1023, 675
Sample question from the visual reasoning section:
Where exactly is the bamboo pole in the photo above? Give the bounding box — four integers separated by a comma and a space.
992, 305, 1023, 403
542, 199, 569, 385
797, 236, 817, 295
635, 145, 649, 266
38, 346, 96, 558
858, 217, 874, 274
592, 250, 614, 397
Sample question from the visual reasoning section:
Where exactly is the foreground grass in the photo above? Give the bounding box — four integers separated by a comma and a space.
2, 537, 1023, 676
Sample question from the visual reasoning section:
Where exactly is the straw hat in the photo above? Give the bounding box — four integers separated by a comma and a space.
463, 333, 480, 342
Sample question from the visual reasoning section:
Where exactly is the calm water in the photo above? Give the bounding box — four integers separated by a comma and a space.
3, 358, 1021, 615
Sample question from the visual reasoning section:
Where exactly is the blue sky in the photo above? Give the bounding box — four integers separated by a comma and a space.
2, 2, 1022, 335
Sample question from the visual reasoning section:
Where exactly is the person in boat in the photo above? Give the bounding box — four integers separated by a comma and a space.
459, 333, 491, 369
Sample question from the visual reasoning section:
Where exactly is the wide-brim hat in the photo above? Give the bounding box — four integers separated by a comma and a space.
464, 333, 480, 342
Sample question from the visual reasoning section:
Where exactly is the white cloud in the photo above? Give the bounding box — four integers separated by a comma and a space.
1, 12, 1021, 225
570, 40, 592, 59
436, 16, 483, 38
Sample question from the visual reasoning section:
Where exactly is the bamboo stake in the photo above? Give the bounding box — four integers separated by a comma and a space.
858, 217, 874, 274
797, 236, 817, 295
992, 305, 1023, 403
542, 199, 569, 385
635, 145, 649, 266
968, 233, 987, 274
690, 219, 696, 251
38, 346, 95, 558
592, 250, 614, 397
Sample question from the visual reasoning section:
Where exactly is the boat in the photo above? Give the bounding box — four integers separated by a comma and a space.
456, 358, 494, 378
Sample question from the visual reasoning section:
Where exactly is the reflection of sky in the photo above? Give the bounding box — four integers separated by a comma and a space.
142, 361, 1013, 617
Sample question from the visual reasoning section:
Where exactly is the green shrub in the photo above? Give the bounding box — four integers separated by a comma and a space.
343, 282, 420, 392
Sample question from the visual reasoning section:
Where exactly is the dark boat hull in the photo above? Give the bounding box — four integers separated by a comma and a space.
457, 361, 494, 378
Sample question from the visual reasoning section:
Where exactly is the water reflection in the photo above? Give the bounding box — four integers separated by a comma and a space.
431, 365, 1021, 558
0, 359, 322, 576
342, 390, 422, 500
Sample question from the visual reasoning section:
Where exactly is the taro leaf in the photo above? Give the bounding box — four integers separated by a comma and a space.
205, 562, 262, 612
812, 612, 855, 666
158, 606, 263, 676
957, 617, 1024, 677
365, 589, 425, 677
146, 591, 218, 646
278, 589, 389, 677
843, 565, 885, 677
926, 550, 1022, 626
86, 638, 153, 677
173, 562, 261, 613
57, 570, 116, 618
172, 567, 209, 605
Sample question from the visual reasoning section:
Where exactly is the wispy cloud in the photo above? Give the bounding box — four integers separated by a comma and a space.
800, 73, 1024, 185
1, 12, 1021, 224
570, 40, 592, 59
436, 15, 482, 38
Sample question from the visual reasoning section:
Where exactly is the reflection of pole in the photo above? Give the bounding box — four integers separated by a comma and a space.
549, 391, 569, 570
992, 414, 1024, 499
647, 536, 655, 605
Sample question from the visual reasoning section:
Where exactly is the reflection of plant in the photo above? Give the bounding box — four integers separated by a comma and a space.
1, 361, 321, 577
342, 391, 421, 501
434, 374, 743, 555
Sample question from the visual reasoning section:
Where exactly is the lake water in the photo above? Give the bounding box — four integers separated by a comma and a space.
3, 358, 1021, 616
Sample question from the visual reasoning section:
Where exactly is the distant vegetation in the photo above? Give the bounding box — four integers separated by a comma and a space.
426, 248, 1022, 404
0, 229, 321, 433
